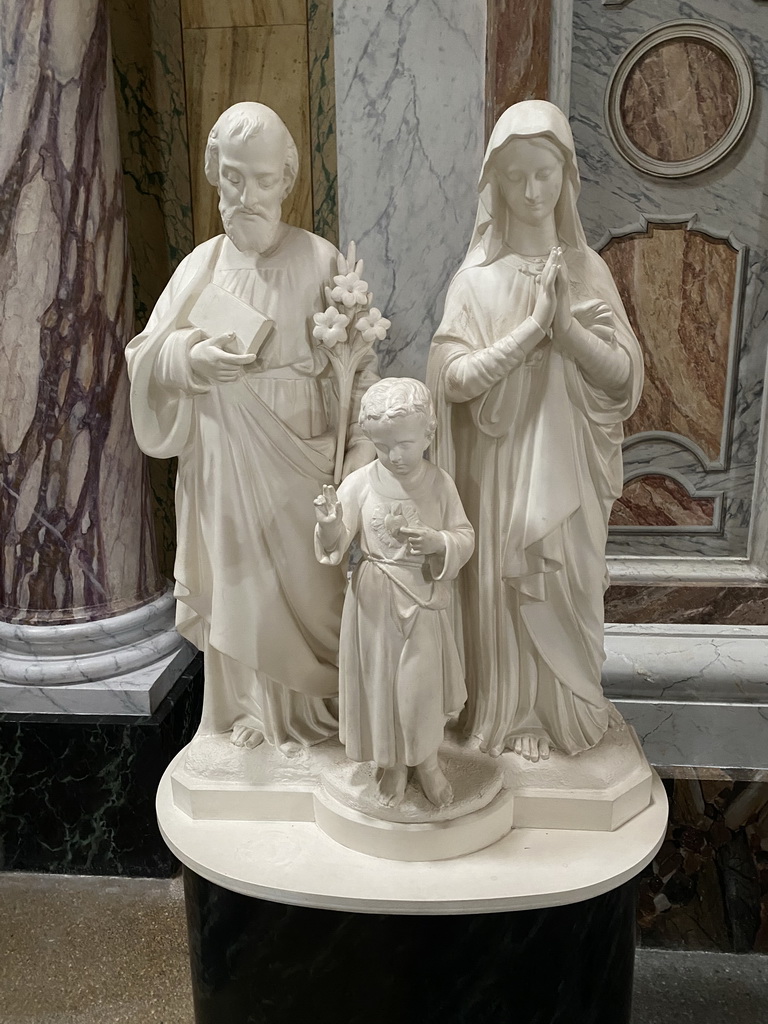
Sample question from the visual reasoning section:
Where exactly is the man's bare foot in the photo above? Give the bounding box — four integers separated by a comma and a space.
375, 766, 407, 807
414, 754, 453, 807
509, 734, 551, 762
230, 724, 264, 749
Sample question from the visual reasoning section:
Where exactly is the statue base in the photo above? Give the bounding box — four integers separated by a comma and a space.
315, 751, 511, 860
170, 717, 652, 847
502, 721, 652, 831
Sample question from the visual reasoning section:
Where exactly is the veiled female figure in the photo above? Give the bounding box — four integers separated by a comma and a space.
427, 101, 643, 762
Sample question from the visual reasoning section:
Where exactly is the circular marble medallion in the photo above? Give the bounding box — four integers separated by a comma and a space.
605, 21, 753, 178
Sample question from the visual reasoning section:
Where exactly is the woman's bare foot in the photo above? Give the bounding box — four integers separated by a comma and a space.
375, 766, 407, 807
414, 753, 453, 807
230, 723, 264, 749
509, 734, 551, 762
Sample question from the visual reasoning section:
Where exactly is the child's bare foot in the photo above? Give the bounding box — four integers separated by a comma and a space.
230, 723, 264, 749
509, 734, 551, 762
375, 766, 407, 807
414, 754, 453, 807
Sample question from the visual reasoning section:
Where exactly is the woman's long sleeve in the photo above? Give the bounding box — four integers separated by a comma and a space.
560, 320, 630, 392
444, 316, 546, 402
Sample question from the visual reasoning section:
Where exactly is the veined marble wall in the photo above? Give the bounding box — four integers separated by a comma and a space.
333, 0, 486, 379
569, 0, 768, 566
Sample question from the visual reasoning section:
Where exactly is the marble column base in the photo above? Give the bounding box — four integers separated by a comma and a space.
0, 590, 185, 684
0, 655, 203, 876
183, 867, 638, 1024
0, 642, 197, 716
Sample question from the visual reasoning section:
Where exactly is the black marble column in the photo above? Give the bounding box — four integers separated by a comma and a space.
183, 868, 637, 1024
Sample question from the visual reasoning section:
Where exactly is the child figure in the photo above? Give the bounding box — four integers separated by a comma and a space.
314, 378, 474, 809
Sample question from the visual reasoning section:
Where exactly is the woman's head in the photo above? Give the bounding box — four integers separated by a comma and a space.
458, 100, 588, 271
490, 136, 565, 229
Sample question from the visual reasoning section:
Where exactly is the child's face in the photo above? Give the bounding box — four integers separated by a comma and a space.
366, 413, 431, 477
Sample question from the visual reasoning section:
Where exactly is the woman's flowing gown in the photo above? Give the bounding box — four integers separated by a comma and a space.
428, 101, 643, 756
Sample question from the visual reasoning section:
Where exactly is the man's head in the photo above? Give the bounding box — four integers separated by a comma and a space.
204, 103, 299, 254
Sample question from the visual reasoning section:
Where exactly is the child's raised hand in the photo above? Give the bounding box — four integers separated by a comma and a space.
314, 484, 342, 525
400, 526, 446, 557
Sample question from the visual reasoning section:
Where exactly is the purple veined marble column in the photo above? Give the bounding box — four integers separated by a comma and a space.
0, 0, 190, 709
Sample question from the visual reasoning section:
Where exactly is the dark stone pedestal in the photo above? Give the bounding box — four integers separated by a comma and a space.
183, 867, 637, 1024
0, 657, 203, 876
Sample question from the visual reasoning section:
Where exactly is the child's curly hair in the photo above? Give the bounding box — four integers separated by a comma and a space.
358, 378, 437, 439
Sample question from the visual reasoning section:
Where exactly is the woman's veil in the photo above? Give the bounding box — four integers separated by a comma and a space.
459, 100, 590, 274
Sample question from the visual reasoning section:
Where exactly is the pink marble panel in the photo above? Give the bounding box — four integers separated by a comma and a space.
486, 0, 551, 139
602, 224, 737, 461
605, 585, 768, 626
610, 475, 716, 529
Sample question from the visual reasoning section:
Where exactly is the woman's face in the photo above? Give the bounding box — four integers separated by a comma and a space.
493, 138, 564, 228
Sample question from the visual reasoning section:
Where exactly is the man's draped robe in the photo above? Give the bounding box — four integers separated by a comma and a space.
126, 227, 377, 744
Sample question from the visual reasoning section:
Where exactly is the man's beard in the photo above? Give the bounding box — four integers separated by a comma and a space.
220, 201, 281, 255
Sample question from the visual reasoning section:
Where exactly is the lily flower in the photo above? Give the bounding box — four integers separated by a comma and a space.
312, 307, 349, 348
356, 308, 391, 344
330, 271, 370, 309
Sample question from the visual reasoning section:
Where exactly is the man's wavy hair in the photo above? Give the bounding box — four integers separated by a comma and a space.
204, 102, 299, 198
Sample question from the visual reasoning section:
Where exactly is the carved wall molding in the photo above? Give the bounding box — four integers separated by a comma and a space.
604, 20, 754, 178
599, 214, 763, 581
610, 469, 723, 534
622, 431, 714, 472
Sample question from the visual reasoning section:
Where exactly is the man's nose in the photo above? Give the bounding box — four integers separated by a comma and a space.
240, 183, 261, 210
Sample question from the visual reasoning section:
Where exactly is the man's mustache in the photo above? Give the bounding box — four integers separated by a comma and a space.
224, 206, 279, 221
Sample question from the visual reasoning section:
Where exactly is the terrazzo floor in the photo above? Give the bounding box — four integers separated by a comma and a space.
0, 872, 765, 1024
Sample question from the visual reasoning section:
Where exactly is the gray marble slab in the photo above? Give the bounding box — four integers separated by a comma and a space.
333, 0, 486, 380
604, 624, 768, 704
618, 701, 768, 776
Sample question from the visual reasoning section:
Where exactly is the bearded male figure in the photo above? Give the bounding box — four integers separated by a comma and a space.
126, 103, 378, 750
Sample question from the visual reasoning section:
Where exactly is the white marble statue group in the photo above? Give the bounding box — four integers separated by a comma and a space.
127, 99, 644, 842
